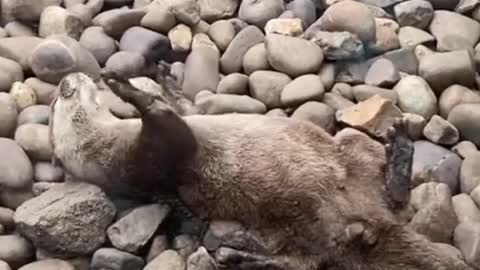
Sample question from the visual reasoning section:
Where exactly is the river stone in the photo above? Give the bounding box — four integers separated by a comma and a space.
454, 221, 480, 268
93, 8, 146, 38
322, 92, 355, 111
249, 70, 291, 109
368, 17, 400, 54
429, 11, 480, 52
187, 247, 216, 270
286, 0, 316, 28
221, 25, 264, 74
281, 74, 325, 107
172, 234, 198, 259
168, 24, 192, 52
0, 57, 24, 92
14, 182, 116, 256
460, 152, 480, 195
0, 93, 18, 137
141, 7, 176, 34
198, 0, 238, 21
0, 261, 10, 270
238, 0, 284, 28
452, 194, 480, 224
217, 73, 249, 95
17, 105, 49, 126
332, 83, 354, 101
448, 104, 480, 147
365, 58, 400, 88
242, 43, 270, 75
119, 26, 170, 62
191, 33, 218, 51
18, 259, 75, 270
9, 82, 36, 112
80, 26, 117, 66
34, 162, 64, 183
0, 37, 43, 71
144, 250, 185, 270
183, 46, 220, 100
393, 75, 437, 120
423, 115, 459, 145
453, 141, 478, 159
309, 31, 364, 61
39, 6, 84, 40
394, 0, 434, 30
0, 235, 34, 269
438, 85, 480, 118
0, 208, 14, 231
352, 85, 398, 104
208, 20, 235, 51
291, 102, 335, 133
146, 235, 169, 263
24, 78, 57, 105
91, 248, 144, 270
264, 18, 303, 37
104, 51, 148, 79
1, 0, 63, 23
107, 204, 170, 254
382, 47, 418, 75
14, 124, 52, 161
0, 138, 33, 190
266, 33, 323, 78
411, 140, 457, 186
398, 26, 435, 48
310, 0, 376, 44
402, 113, 426, 140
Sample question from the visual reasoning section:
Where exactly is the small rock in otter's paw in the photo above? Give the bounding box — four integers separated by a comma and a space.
187, 247, 216, 270
107, 204, 170, 254
17, 259, 75, 270
144, 250, 185, 270
17, 105, 50, 127
0, 235, 34, 269
91, 248, 145, 270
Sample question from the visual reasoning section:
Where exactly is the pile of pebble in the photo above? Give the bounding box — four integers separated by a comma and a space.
1, 0, 480, 269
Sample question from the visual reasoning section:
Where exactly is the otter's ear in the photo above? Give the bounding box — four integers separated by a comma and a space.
344, 222, 378, 246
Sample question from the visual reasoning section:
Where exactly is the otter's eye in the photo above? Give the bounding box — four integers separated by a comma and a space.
59, 79, 75, 98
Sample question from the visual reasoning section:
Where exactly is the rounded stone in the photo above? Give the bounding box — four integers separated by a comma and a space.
0, 138, 33, 189
93, 8, 147, 39
168, 24, 193, 52
0, 260, 10, 270
286, 0, 317, 28
14, 124, 52, 161
249, 70, 292, 109
119, 26, 170, 62
0, 57, 24, 93
365, 58, 401, 88
460, 152, 480, 194
238, 0, 285, 28
182, 46, 220, 100
34, 162, 64, 183
394, 0, 434, 30
198, 0, 238, 22
39, 6, 84, 40
207, 20, 235, 51
196, 94, 267, 115
423, 115, 459, 145
0, 93, 18, 137
4, 22, 36, 37
24, 78, 57, 106
141, 8, 177, 34
9, 83, 36, 112
0, 235, 34, 269
448, 104, 480, 147
18, 259, 75, 270
80, 26, 118, 66
291, 101, 335, 133
318, 64, 335, 91
242, 43, 271, 75
2, 0, 63, 22
438, 85, 480, 118
281, 74, 325, 107
104, 51, 147, 79
217, 73, 249, 95
17, 105, 50, 126
393, 75, 437, 120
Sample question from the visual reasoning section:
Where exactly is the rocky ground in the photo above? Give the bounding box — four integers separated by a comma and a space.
0, 0, 480, 269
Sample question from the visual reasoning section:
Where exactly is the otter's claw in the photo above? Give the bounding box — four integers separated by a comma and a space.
104, 76, 155, 114
385, 117, 414, 210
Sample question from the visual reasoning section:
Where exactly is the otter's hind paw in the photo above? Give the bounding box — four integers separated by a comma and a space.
385, 117, 414, 210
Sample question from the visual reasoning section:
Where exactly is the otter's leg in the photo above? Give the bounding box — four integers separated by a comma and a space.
385, 118, 414, 210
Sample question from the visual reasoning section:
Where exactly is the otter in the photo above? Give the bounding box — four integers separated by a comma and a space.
49, 72, 472, 270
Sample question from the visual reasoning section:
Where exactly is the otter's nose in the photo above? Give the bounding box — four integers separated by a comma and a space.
59, 78, 75, 98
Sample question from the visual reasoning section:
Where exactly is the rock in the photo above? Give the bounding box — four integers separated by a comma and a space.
430, 153, 462, 194
242, 43, 270, 75
238, 0, 284, 28
454, 221, 480, 268
369, 17, 400, 54
107, 204, 170, 253
0, 57, 24, 93
146, 235, 169, 263
429, 11, 480, 52
0, 138, 33, 190
452, 194, 480, 223
182, 46, 220, 100
39, 6, 84, 40
322, 93, 355, 111
460, 152, 480, 194
14, 124, 52, 161
202, 220, 244, 251
456, 0, 480, 13
198, 0, 238, 21
79, 26, 117, 66
207, 20, 235, 51
336, 95, 402, 138
448, 104, 480, 147
187, 247, 216, 270
265, 34, 323, 78
196, 94, 267, 115
286, 0, 316, 28
141, 8, 176, 34
291, 102, 335, 133
0, 235, 34, 269
34, 162, 64, 183
318, 64, 335, 91
331, 83, 354, 101
160, 0, 201, 27
351, 85, 398, 104
419, 50, 476, 95
423, 115, 459, 145
0, 37, 43, 71
1, 0, 62, 23
403, 113, 426, 140
398, 26, 435, 48
438, 85, 480, 118
0, 208, 15, 230
14, 182, 116, 256
119, 26, 170, 62
249, 70, 291, 109
0, 188, 34, 210
382, 47, 418, 75
172, 234, 197, 259
309, 31, 364, 61
9, 83, 36, 112
32, 182, 61, 196
281, 74, 325, 107
309, 1, 376, 44
264, 18, 303, 37
394, 0, 434, 30
93, 8, 146, 39
0, 93, 18, 137
453, 141, 478, 159
18, 259, 75, 270
0, 261, 10, 270
144, 250, 185, 270
217, 73, 249, 95
409, 182, 458, 243
365, 58, 400, 88
168, 24, 192, 52
393, 75, 437, 120
91, 248, 145, 270
29, 35, 101, 84
104, 51, 148, 79
221, 25, 264, 74
24, 78, 57, 105
17, 105, 49, 127
191, 33, 218, 51
471, 185, 480, 206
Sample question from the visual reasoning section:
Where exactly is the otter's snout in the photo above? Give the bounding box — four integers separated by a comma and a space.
59, 78, 75, 98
